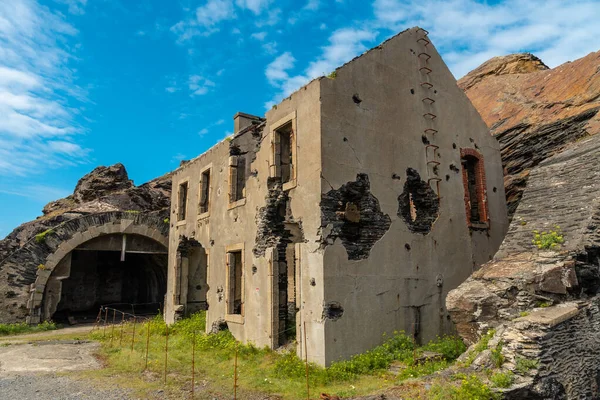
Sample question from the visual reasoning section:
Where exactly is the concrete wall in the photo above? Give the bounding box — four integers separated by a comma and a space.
318, 27, 508, 364
166, 80, 324, 357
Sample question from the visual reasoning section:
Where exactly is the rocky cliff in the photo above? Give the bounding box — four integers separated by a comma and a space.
0, 164, 171, 264
459, 51, 600, 218
448, 51, 600, 398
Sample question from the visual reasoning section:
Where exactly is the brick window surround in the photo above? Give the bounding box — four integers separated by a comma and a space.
460, 148, 489, 229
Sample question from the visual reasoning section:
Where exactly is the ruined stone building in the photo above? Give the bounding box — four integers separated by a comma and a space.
164, 27, 509, 366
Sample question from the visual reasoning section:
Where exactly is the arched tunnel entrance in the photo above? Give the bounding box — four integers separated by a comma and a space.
43, 233, 167, 323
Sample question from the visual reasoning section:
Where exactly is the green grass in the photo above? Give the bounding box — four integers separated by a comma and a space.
489, 371, 514, 388
84, 312, 468, 399
430, 374, 500, 400
0, 321, 59, 336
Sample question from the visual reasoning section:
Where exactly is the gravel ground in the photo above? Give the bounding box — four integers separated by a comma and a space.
0, 374, 133, 400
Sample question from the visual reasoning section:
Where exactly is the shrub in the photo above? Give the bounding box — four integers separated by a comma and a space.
421, 335, 467, 361
515, 357, 538, 374
532, 226, 564, 249
489, 371, 514, 388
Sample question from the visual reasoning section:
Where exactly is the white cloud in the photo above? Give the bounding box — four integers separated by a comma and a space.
304, 0, 320, 11
264, 28, 377, 108
372, 0, 600, 77
199, 128, 209, 136
56, 0, 87, 15
251, 31, 267, 41
0, 0, 89, 177
196, 0, 236, 28
165, 86, 178, 93
171, 0, 236, 41
236, 0, 272, 15
262, 41, 278, 55
188, 75, 216, 96
265, 52, 296, 85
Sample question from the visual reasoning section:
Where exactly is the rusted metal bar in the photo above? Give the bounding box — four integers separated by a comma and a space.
417, 27, 429, 35
421, 82, 433, 89
234, 344, 238, 400
304, 321, 309, 400
164, 324, 169, 385
427, 161, 440, 166
424, 128, 438, 134
418, 52, 431, 61
423, 113, 437, 120
422, 97, 435, 104
191, 331, 196, 400
92, 308, 102, 332
417, 37, 430, 46
145, 321, 150, 369
419, 66, 432, 74
103, 307, 108, 338
130, 316, 137, 352
110, 309, 116, 344
119, 312, 125, 346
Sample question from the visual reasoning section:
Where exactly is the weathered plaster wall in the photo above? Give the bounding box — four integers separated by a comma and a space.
166, 80, 324, 359
318, 27, 508, 363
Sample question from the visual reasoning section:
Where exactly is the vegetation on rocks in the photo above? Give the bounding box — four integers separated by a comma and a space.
0, 321, 58, 336
532, 226, 564, 249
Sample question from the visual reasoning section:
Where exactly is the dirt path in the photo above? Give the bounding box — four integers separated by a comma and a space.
0, 329, 134, 399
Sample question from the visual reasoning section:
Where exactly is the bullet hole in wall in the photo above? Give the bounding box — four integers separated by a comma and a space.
352, 94, 362, 104
323, 302, 344, 321
450, 163, 460, 173
252, 265, 257, 274
405, 243, 411, 251
410, 89, 415, 94
398, 168, 440, 234
310, 278, 316, 286
469, 138, 474, 143
392, 173, 401, 180
343, 137, 348, 142
493, 187, 497, 193
320, 174, 392, 260
446, 175, 450, 181
422, 135, 430, 144
452, 143, 457, 149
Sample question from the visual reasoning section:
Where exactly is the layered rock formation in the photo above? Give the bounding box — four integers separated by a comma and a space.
450, 52, 600, 399
459, 51, 600, 218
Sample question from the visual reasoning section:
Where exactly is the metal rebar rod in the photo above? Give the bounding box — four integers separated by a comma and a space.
304, 321, 309, 400
131, 317, 137, 352
164, 324, 169, 385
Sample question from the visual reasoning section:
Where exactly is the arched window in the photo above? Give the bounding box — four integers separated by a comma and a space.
460, 149, 489, 228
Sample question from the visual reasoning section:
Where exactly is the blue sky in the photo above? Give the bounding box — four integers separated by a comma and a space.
1, 0, 599, 238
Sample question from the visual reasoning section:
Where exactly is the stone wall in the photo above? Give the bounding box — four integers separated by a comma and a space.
0, 211, 169, 323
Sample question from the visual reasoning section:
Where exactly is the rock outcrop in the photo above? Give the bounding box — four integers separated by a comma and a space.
459, 51, 600, 218
0, 164, 171, 264
449, 50, 600, 397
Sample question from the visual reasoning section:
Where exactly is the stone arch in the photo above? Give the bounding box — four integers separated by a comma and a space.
0, 212, 169, 324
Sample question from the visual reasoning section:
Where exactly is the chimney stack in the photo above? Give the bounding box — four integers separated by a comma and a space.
233, 112, 262, 134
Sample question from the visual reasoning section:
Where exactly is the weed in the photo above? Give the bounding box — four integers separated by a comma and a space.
519, 311, 530, 317
35, 229, 53, 244
463, 329, 495, 366
515, 357, 538, 374
537, 302, 551, 308
327, 71, 337, 79
163, 217, 170, 224
532, 226, 564, 249
490, 342, 504, 368
37, 264, 47, 270
489, 371, 514, 388
0, 321, 58, 336
430, 374, 500, 400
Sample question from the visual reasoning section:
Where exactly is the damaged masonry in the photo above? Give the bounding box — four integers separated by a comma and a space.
163, 27, 508, 366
